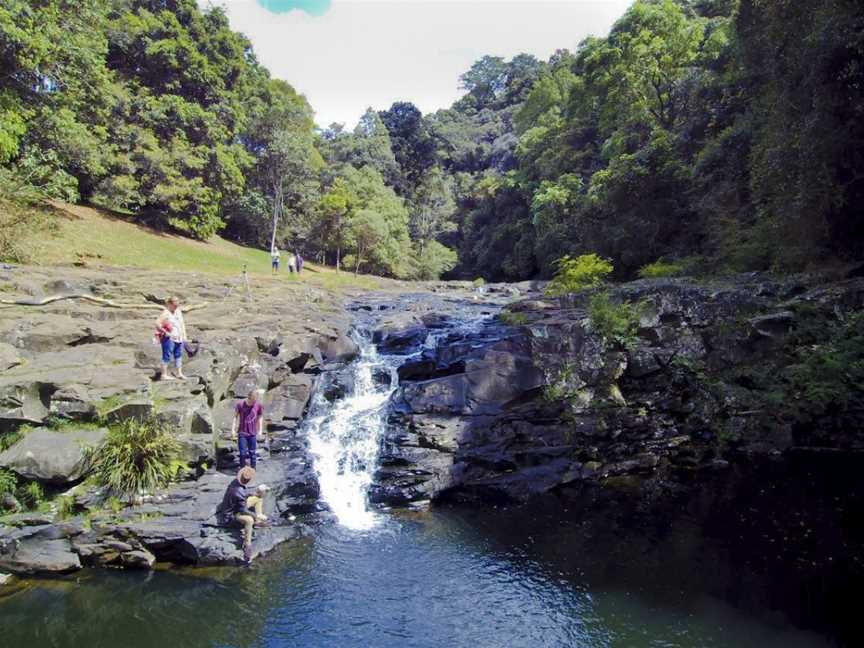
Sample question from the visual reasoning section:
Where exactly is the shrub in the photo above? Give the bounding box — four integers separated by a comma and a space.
787, 312, 864, 416
0, 468, 17, 498
543, 364, 576, 402
638, 259, 685, 279
56, 495, 77, 520
500, 311, 528, 326
0, 429, 22, 452
18, 481, 44, 510
588, 291, 644, 349
88, 418, 182, 500
545, 254, 613, 296
472, 277, 486, 288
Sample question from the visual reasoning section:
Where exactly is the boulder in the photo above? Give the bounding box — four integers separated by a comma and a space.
0, 427, 107, 484
49, 384, 97, 420
175, 434, 214, 466
154, 389, 213, 436
749, 311, 795, 339
319, 333, 359, 363
372, 313, 428, 352
0, 528, 81, 575
0, 381, 51, 428
184, 337, 258, 403
264, 374, 315, 429
229, 363, 270, 398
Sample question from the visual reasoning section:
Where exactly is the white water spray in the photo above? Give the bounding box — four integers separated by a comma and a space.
307, 313, 493, 530
306, 333, 398, 530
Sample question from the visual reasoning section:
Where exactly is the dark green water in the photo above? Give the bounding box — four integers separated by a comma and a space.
0, 506, 833, 648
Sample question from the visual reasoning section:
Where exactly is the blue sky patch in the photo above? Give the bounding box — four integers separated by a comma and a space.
257, 0, 332, 17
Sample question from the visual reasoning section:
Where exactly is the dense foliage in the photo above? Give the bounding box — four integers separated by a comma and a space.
2, 0, 862, 279
433, 0, 864, 280
88, 418, 181, 500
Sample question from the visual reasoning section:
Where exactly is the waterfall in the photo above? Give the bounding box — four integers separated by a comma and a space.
306, 331, 398, 530
306, 309, 493, 530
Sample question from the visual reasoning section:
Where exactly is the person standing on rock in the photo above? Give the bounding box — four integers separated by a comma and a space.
217, 466, 270, 565
233, 388, 264, 468
156, 296, 187, 381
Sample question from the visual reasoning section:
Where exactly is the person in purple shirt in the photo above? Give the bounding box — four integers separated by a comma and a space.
232, 389, 263, 468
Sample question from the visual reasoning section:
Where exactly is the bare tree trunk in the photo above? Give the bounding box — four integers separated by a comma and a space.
354, 245, 364, 276
269, 179, 283, 253
336, 244, 341, 273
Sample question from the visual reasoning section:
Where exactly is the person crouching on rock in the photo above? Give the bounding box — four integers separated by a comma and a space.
233, 388, 264, 468
155, 296, 188, 381
219, 466, 271, 565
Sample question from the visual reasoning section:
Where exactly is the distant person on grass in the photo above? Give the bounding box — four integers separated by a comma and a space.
155, 296, 187, 381
270, 247, 280, 274
218, 466, 271, 565
295, 251, 303, 274
286, 251, 297, 274
233, 388, 264, 468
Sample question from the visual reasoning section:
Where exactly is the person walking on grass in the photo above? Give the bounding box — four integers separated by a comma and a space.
218, 466, 271, 565
233, 388, 264, 469
286, 251, 297, 274
271, 247, 280, 274
155, 296, 187, 381
295, 251, 304, 274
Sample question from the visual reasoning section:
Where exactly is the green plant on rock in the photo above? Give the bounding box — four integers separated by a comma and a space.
544, 254, 613, 297
638, 259, 685, 279
588, 291, 644, 350
105, 496, 124, 515
0, 468, 17, 498
500, 310, 528, 327
0, 429, 22, 452
56, 495, 77, 520
472, 277, 487, 288
18, 481, 44, 510
543, 364, 576, 402
787, 312, 864, 417
87, 417, 182, 500
95, 395, 125, 423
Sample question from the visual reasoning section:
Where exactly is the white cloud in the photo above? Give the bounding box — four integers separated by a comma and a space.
203, 1, 633, 127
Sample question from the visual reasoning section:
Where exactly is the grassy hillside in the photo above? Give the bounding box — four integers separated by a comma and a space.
28, 203, 385, 291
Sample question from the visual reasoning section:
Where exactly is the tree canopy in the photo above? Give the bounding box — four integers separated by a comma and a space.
3, 0, 863, 279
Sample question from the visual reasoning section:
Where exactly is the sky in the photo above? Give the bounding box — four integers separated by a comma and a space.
203, 1, 633, 128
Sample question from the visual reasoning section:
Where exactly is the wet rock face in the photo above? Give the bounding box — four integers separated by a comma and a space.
372, 274, 864, 508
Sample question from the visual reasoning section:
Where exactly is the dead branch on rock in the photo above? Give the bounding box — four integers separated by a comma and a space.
0, 293, 209, 311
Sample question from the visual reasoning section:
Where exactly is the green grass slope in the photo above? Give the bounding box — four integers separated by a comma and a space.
31, 203, 384, 291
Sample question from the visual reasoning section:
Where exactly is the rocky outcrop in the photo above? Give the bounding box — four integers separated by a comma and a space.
0, 265, 353, 574
371, 274, 864, 507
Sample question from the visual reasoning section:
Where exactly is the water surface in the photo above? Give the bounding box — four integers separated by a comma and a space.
0, 509, 831, 648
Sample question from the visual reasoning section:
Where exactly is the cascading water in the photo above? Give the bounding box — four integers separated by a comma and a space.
306, 331, 399, 530
306, 305, 494, 530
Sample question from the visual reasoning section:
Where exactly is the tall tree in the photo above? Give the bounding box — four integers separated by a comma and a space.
379, 101, 436, 197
